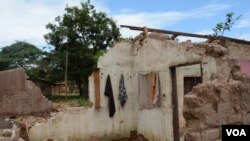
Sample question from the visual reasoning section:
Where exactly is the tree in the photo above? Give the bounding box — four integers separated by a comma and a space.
212, 12, 241, 36
44, 1, 120, 98
34, 51, 65, 83
0, 41, 43, 79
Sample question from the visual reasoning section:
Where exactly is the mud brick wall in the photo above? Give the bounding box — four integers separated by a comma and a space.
183, 74, 250, 141
0, 68, 53, 116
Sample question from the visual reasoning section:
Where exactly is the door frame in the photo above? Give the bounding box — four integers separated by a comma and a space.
170, 61, 202, 141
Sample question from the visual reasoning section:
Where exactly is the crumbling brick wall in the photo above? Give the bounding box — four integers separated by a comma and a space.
183, 69, 250, 141
0, 68, 53, 116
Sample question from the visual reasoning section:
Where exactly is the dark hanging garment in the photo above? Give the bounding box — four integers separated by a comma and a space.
104, 75, 116, 117
119, 74, 127, 107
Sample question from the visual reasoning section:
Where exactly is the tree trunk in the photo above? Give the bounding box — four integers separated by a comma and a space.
76, 80, 89, 99
77, 84, 83, 97
82, 80, 89, 99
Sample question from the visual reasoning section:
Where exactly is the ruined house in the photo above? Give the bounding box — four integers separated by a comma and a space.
52, 81, 66, 94
28, 27, 250, 141
0, 68, 53, 116
30, 78, 53, 98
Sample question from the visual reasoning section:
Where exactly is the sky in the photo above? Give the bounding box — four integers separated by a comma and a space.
0, 0, 250, 49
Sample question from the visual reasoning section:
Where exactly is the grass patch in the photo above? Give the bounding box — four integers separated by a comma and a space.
49, 94, 90, 107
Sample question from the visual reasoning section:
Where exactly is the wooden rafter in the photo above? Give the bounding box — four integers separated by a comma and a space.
121, 25, 250, 45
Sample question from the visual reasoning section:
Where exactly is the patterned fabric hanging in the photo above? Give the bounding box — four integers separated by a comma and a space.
118, 74, 127, 107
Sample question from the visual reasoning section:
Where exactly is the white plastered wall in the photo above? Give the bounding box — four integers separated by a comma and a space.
28, 38, 249, 141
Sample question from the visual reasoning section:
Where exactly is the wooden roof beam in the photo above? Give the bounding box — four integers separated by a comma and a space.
120, 25, 250, 45
171, 34, 179, 40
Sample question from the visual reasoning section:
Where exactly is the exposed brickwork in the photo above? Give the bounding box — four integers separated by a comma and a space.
0, 68, 53, 116
183, 72, 250, 141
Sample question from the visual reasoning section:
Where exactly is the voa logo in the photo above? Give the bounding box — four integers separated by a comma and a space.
226, 129, 246, 136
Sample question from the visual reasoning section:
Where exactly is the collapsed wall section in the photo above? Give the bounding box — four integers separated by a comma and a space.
0, 68, 53, 116
183, 73, 250, 141
182, 40, 250, 141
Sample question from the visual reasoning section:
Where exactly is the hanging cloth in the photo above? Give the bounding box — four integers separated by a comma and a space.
153, 73, 161, 107
151, 73, 156, 100
118, 74, 127, 107
104, 75, 116, 117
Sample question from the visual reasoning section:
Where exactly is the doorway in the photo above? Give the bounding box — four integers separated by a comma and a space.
170, 62, 202, 141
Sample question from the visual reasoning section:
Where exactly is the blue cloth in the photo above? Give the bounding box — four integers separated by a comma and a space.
119, 74, 127, 107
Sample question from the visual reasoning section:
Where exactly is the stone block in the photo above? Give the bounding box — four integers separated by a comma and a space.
227, 114, 243, 124
205, 113, 226, 126
184, 94, 200, 108
197, 104, 216, 116
243, 114, 250, 124
184, 132, 201, 141
245, 95, 250, 112
186, 120, 206, 132
217, 103, 233, 114
201, 128, 220, 141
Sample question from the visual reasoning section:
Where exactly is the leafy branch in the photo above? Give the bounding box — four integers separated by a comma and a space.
212, 12, 241, 36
